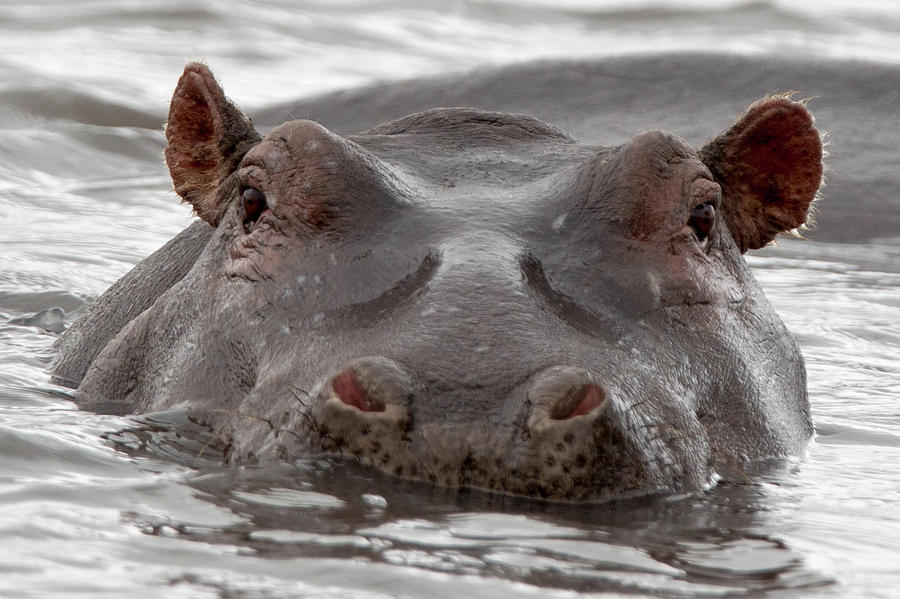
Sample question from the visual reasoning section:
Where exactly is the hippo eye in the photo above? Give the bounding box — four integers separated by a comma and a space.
688, 202, 716, 242
241, 186, 267, 225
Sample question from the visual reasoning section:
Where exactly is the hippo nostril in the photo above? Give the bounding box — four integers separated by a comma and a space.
323, 356, 412, 416
527, 366, 610, 425
332, 368, 382, 412
552, 384, 606, 420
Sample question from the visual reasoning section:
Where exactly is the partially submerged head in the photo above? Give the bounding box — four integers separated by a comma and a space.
74, 63, 822, 500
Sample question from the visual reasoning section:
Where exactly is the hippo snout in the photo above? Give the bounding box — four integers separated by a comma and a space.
308, 357, 412, 471
304, 359, 710, 500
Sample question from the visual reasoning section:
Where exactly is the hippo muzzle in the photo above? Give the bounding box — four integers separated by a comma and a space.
305, 356, 710, 500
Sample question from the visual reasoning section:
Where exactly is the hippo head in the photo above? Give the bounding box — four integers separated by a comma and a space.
76, 64, 822, 500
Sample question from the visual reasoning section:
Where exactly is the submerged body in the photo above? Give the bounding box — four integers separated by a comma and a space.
53, 64, 822, 500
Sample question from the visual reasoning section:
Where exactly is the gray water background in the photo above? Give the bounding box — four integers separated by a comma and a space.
1, 1, 899, 597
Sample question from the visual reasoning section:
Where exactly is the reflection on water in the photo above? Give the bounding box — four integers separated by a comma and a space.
1, 1, 899, 597
8, 409, 831, 598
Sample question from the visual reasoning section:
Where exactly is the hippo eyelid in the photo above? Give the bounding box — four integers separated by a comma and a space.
684, 178, 722, 249
237, 165, 268, 190
237, 165, 278, 214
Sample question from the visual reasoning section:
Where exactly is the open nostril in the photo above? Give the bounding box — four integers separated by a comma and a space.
527, 366, 609, 424
553, 384, 606, 420
332, 368, 382, 412
325, 356, 412, 414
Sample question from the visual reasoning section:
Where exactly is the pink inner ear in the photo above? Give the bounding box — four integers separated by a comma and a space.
165, 67, 225, 224
738, 101, 822, 214
163, 64, 261, 228
700, 97, 823, 252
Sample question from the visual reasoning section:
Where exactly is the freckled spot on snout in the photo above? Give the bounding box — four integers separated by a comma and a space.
310, 357, 413, 465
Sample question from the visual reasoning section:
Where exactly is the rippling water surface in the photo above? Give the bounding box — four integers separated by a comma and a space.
1, 1, 899, 597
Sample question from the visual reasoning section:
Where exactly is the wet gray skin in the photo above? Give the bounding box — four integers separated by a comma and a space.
53, 63, 822, 500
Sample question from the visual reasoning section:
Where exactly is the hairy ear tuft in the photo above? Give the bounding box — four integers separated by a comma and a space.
699, 95, 824, 252
165, 63, 260, 226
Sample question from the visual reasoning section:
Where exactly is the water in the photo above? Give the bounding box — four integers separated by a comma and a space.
2, 1, 899, 597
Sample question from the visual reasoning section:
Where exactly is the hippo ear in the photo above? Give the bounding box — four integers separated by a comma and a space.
698, 96, 823, 252
165, 63, 261, 226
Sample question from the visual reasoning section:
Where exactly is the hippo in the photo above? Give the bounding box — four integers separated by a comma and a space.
53, 63, 822, 500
